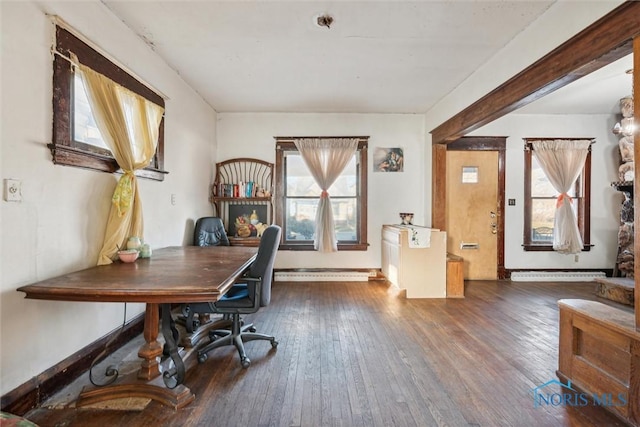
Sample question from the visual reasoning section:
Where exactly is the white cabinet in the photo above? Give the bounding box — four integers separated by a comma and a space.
381, 225, 447, 298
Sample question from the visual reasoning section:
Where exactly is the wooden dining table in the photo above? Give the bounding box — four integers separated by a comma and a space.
17, 245, 258, 409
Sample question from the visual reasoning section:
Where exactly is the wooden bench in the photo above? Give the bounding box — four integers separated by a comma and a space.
557, 299, 639, 426
446, 254, 464, 298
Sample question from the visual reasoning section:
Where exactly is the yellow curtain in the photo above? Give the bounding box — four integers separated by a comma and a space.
76, 60, 164, 265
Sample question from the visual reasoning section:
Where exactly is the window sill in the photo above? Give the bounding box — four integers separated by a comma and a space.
48, 144, 168, 181
523, 244, 593, 252
280, 243, 369, 251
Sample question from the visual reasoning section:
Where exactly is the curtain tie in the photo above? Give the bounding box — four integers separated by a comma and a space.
556, 192, 573, 208
320, 190, 329, 198
112, 171, 135, 217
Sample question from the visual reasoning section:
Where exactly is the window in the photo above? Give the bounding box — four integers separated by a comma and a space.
523, 139, 592, 251
51, 25, 167, 181
73, 72, 108, 151
275, 137, 368, 250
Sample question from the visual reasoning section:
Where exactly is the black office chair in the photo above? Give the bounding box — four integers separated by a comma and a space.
194, 216, 230, 247
193, 225, 281, 368
181, 217, 231, 333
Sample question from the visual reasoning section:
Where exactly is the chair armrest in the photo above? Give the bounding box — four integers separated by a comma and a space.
234, 276, 261, 309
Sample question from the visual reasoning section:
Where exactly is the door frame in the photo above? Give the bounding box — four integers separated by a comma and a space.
435, 136, 506, 279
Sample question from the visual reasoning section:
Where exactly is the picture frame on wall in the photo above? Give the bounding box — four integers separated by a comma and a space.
374, 147, 404, 172
228, 204, 269, 238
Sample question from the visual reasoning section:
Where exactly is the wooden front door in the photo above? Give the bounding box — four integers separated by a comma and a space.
446, 150, 500, 280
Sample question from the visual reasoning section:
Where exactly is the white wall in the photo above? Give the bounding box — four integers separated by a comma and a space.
216, 112, 426, 269
0, 1, 216, 394
471, 113, 621, 270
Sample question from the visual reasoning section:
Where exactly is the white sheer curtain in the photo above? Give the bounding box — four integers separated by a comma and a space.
293, 138, 359, 252
531, 139, 591, 254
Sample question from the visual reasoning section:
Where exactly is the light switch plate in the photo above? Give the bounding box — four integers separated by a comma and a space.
3, 179, 22, 202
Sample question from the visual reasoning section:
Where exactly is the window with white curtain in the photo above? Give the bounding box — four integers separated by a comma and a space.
275, 138, 369, 250
523, 139, 592, 251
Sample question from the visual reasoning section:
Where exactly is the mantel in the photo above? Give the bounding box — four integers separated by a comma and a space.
611, 180, 634, 196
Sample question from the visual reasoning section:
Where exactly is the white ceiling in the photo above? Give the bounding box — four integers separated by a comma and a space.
102, 1, 630, 116
517, 53, 633, 115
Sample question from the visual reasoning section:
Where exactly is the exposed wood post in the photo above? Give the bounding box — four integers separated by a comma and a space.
432, 143, 447, 230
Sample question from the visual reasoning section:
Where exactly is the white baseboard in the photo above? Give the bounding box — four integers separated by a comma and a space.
510, 271, 606, 282
275, 271, 370, 282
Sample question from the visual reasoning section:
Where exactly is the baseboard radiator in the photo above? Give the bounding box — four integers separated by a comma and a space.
511, 271, 606, 282
275, 270, 372, 282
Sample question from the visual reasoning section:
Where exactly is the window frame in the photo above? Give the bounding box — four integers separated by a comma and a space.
523, 138, 592, 251
274, 137, 369, 251
50, 25, 167, 181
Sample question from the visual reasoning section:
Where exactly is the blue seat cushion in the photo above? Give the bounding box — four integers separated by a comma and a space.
220, 284, 249, 301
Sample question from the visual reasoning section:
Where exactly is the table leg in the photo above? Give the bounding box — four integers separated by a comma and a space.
76, 303, 195, 409
137, 303, 163, 380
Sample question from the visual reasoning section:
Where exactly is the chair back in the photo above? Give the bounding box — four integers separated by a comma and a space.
248, 225, 281, 306
194, 217, 230, 247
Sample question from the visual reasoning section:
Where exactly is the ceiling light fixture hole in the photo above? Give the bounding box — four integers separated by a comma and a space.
315, 14, 333, 29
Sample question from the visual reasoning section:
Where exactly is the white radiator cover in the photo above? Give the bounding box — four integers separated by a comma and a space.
510, 271, 606, 282
275, 271, 370, 282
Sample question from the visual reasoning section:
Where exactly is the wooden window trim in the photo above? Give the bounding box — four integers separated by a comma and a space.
523, 139, 592, 252
50, 26, 167, 181
274, 137, 369, 251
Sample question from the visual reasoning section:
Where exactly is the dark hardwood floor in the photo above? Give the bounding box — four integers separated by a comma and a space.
26, 280, 632, 427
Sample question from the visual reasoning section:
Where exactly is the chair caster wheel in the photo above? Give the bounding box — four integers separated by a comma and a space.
241, 357, 251, 368
198, 353, 207, 363
271, 339, 278, 348
248, 326, 257, 332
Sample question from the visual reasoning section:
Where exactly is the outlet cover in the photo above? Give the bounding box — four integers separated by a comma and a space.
3, 179, 22, 202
